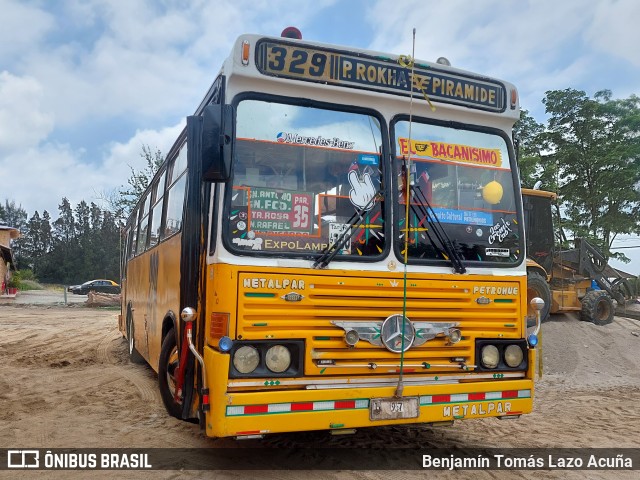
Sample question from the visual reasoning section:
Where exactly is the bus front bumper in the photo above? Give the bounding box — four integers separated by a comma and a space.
203, 346, 535, 438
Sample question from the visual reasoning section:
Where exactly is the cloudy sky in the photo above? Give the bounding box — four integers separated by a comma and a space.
1, 0, 639, 273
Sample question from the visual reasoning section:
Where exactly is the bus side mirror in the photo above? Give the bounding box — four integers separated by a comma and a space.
188, 104, 234, 182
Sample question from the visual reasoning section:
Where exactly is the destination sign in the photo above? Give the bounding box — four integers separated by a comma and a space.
255, 40, 506, 112
249, 188, 313, 234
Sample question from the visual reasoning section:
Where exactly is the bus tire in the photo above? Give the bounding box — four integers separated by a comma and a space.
159, 329, 183, 419
126, 311, 145, 364
580, 290, 614, 326
527, 271, 551, 324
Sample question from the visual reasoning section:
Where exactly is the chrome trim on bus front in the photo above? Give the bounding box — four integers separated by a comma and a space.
315, 362, 476, 370
227, 371, 525, 389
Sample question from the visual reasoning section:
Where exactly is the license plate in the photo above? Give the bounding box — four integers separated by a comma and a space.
369, 396, 419, 421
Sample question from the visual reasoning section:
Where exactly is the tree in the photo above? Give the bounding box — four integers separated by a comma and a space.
513, 109, 552, 189
0, 199, 28, 267
22, 210, 53, 276
542, 89, 640, 261
103, 144, 164, 222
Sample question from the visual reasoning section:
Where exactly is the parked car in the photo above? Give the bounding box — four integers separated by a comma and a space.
68, 279, 120, 295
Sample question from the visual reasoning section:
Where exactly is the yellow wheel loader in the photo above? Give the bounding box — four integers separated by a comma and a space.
522, 188, 634, 325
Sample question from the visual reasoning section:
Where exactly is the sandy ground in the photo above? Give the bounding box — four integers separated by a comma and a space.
1, 292, 640, 479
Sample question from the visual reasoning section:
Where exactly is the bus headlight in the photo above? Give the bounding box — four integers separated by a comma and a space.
480, 345, 500, 369
504, 344, 524, 367
233, 346, 260, 374
265, 345, 291, 373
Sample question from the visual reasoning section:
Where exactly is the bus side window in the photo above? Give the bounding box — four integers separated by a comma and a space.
149, 168, 167, 248
136, 193, 151, 255
163, 171, 187, 239
173, 144, 187, 180
129, 208, 138, 258
121, 226, 131, 276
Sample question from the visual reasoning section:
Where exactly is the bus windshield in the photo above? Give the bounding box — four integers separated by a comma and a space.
226, 98, 385, 259
394, 119, 523, 265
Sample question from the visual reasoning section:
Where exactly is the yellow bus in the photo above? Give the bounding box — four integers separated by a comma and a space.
120, 28, 541, 439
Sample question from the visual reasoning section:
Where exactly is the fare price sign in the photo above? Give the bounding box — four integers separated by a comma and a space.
255, 39, 506, 112
249, 188, 313, 234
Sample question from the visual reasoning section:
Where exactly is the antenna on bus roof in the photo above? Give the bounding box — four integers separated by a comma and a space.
281, 26, 302, 39
396, 27, 417, 400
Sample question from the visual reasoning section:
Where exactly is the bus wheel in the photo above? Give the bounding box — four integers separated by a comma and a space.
126, 312, 145, 364
159, 329, 183, 418
580, 291, 614, 326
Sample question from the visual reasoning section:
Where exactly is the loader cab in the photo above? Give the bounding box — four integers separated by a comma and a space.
522, 189, 556, 275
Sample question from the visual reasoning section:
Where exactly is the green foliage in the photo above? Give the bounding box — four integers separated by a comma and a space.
105, 144, 164, 222
7, 145, 164, 285
16, 199, 121, 285
513, 109, 552, 189
542, 89, 640, 262
0, 199, 28, 265
0, 199, 27, 228
11, 271, 43, 290
14, 269, 36, 281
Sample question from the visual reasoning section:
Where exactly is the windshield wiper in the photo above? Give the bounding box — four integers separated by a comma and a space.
408, 184, 467, 274
313, 194, 379, 269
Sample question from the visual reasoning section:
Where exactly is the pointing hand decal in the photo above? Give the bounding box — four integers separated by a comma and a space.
348, 170, 376, 210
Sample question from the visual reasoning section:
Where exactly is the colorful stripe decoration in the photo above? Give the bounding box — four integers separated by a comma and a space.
227, 399, 369, 416
420, 389, 531, 405
225, 390, 531, 416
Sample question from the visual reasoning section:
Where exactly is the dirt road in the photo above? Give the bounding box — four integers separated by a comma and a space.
1, 299, 639, 479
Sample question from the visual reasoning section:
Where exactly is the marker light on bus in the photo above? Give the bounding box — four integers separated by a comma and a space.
281, 26, 302, 39
210, 312, 230, 338
265, 345, 292, 373
233, 346, 260, 374
510, 88, 518, 110
241, 40, 250, 66
218, 336, 233, 352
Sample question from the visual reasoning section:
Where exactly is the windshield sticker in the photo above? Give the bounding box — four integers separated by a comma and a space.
263, 238, 329, 252
398, 138, 502, 168
486, 247, 510, 257
232, 237, 263, 250
249, 188, 313, 234
348, 170, 377, 211
430, 208, 493, 226
358, 153, 379, 166
329, 223, 352, 254
488, 218, 513, 244
276, 131, 355, 150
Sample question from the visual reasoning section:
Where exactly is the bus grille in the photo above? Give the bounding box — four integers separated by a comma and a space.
237, 273, 521, 376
